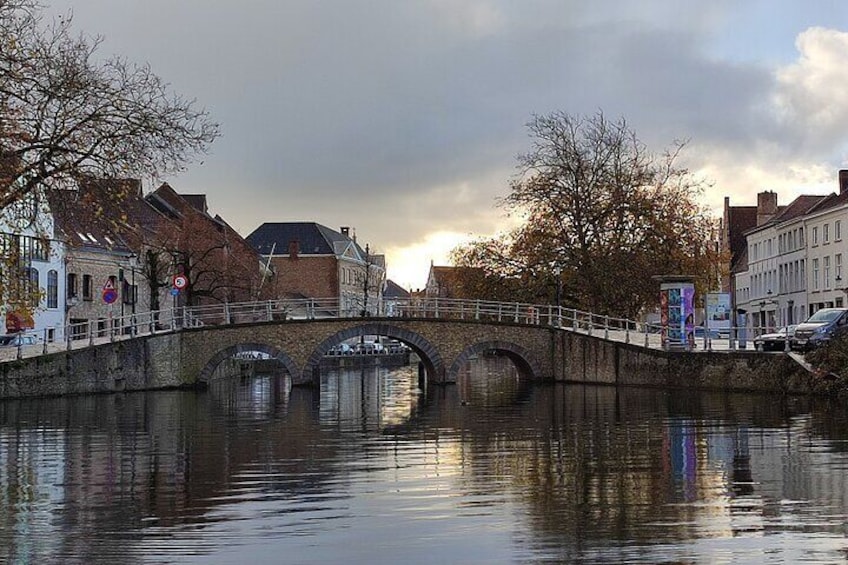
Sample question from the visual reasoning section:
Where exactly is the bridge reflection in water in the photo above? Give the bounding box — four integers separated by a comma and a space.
206, 353, 528, 427
3, 360, 848, 563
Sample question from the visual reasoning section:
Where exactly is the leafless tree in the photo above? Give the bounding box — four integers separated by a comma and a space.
0, 0, 219, 209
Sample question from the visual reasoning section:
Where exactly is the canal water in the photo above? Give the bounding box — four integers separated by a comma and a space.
2, 358, 848, 564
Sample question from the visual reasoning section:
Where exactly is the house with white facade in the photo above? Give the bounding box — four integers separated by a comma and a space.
733, 171, 848, 333
0, 190, 66, 342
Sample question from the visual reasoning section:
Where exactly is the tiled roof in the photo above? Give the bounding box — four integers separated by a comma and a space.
803, 190, 846, 215
246, 222, 365, 257
771, 195, 829, 223
48, 178, 165, 252
180, 194, 208, 213
383, 279, 410, 299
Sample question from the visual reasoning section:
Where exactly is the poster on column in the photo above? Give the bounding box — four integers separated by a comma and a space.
705, 293, 731, 336
683, 286, 695, 348
659, 280, 695, 350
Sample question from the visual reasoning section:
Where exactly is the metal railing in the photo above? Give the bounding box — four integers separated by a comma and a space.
0, 297, 791, 362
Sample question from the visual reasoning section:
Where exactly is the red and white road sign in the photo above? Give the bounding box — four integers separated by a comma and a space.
173, 274, 188, 289
103, 278, 116, 291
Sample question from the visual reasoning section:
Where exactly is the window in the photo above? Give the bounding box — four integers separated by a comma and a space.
26, 267, 39, 307
837, 254, 843, 284
824, 223, 830, 243
837, 220, 842, 241
67, 273, 78, 298
813, 226, 819, 246
813, 258, 820, 290
122, 280, 137, 305
82, 274, 93, 301
824, 256, 831, 289
800, 228, 805, 247
47, 269, 58, 308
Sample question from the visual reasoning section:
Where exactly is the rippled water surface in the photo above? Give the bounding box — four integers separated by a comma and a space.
3, 359, 848, 564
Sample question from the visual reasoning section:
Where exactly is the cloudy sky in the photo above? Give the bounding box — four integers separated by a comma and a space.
44, 1, 848, 289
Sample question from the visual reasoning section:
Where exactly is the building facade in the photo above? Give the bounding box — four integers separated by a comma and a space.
0, 190, 66, 341
733, 171, 848, 332
246, 223, 386, 316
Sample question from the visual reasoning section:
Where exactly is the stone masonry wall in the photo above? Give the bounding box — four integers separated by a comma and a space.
0, 318, 820, 399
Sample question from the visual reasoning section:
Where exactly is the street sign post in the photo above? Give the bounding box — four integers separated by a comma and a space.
102, 278, 118, 304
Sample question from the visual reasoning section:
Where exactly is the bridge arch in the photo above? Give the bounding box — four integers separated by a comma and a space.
447, 340, 543, 382
301, 322, 445, 385
197, 342, 299, 384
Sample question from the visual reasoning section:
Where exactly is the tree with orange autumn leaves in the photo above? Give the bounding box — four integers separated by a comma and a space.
452, 111, 724, 318
145, 186, 268, 310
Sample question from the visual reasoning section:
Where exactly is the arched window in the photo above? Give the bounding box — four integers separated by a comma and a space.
47, 269, 58, 308
26, 267, 39, 307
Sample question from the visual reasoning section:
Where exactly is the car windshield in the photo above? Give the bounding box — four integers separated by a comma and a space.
806, 309, 845, 323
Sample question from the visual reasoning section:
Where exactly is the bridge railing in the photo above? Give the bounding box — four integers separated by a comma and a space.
0, 296, 793, 363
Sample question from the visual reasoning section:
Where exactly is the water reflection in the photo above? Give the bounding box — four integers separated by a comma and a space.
2, 361, 848, 563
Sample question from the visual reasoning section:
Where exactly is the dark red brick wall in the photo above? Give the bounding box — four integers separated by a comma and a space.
270, 256, 338, 299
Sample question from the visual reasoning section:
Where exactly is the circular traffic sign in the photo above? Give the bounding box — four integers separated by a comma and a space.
102, 289, 118, 304
173, 274, 188, 289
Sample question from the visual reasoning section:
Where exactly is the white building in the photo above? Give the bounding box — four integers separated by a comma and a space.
734, 171, 848, 333
0, 190, 66, 342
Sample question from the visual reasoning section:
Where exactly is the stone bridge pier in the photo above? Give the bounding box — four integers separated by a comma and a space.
179, 318, 555, 386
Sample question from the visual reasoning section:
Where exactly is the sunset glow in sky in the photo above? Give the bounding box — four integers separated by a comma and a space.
44, 1, 848, 289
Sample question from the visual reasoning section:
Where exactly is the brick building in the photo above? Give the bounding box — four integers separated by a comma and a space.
145, 184, 268, 308
246, 223, 385, 316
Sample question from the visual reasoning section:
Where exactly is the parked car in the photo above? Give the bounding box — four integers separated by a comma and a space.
0, 333, 38, 347
791, 308, 848, 351
354, 341, 385, 354
754, 325, 797, 351
327, 343, 353, 355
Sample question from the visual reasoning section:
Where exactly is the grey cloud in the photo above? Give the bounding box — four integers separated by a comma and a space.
41, 1, 848, 281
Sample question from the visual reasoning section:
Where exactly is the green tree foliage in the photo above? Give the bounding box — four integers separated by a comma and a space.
452, 111, 722, 317
0, 0, 219, 210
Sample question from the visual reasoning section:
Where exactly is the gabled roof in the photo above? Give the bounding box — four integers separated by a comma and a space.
180, 194, 208, 214
48, 177, 165, 253
383, 279, 410, 299
771, 195, 828, 224
246, 222, 366, 257
803, 190, 848, 215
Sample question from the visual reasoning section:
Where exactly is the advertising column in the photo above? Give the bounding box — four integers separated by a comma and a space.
656, 276, 695, 351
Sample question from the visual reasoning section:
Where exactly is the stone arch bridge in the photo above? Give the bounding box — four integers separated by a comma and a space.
0, 304, 816, 399
185, 318, 554, 386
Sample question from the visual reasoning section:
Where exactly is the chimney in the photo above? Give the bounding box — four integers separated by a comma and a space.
756, 191, 778, 226
340, 226, 349, 237
288, 239, 299, 259
839, 170, 848, 194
